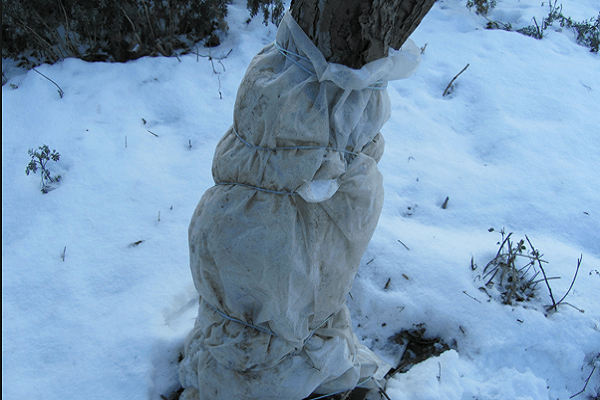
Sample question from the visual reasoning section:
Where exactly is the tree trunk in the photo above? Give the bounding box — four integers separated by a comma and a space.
290, 0, 435, 69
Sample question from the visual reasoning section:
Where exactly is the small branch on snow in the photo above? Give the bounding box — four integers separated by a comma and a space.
462, 291, 482, 303
525, 235, 558, 311
443, 63, 469, 97
195, 48, 233, 99
441, 196, 449, 209
398, 239, 410, 250
570, 359, 597, 398
32, 68, 64, 98
554, 255, 582, 307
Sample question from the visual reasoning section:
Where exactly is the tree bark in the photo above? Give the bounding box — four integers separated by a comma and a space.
290, 0, 435, 69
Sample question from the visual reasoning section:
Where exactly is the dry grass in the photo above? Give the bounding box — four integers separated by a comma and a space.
473, 229, 583, 313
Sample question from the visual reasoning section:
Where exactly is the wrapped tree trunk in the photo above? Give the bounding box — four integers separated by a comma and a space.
290, 0, 436, 69
179, 2, 435, 400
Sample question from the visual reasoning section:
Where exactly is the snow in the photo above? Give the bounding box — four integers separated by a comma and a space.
2, 0, 599, 399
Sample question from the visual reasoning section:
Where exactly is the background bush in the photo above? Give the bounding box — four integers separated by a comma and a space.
2, 0, 284, 66
466, 0, 599, 52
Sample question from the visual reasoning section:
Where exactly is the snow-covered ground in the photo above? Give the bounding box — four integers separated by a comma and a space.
3, 1, 599, 399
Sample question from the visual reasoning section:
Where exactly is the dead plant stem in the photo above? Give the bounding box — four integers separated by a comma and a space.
525, 235, 558, 311
33, 8, 69, 58
58, 0, 78, 57
570, 360, 597, 398
555, 255, 582, 307
116, 2, 143, 46
443, 63, 470, 96
17, 18, 61, 61
32, 68, 64, 98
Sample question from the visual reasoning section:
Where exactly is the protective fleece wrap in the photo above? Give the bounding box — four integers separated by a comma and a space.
180, 13, 421, 400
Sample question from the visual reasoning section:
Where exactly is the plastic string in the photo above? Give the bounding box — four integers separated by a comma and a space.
302, 314, 332, 344
273, 42, 388, 90
209, 301, 377, 400
208, 301, 379, 400
220, 38, 390, 197
207, 301, 335, 346
233, 127, 360, 156
274, 42, 315, 76
215, 181, 298, 195
207, 300, 377, 400
207, 302, 278, 336
215, 129, 377, 195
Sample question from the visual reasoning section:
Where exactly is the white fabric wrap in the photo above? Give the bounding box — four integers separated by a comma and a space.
180, 13, 421, 400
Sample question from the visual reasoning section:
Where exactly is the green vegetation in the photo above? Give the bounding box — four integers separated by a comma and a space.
2, 0, 284, 66
25, 145, 61, 193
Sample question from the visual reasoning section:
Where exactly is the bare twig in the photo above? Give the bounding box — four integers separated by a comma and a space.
495, 232, 512, 261
443, 63, 469, 96
142, 0, 169, 56
530, 276, 560, 285
554, 255, 582, 307
16, 18, 61, 61
557, 302, 584, 313
115, 2, 143, 45
483, 267, 500, 287
195, 48, 233, 62
570, 357, 597, 398
143, 1, 156, 41
58, 0, 78, 57
195, 48, 233, 99
463, 291, 482, 303
505, 249, 518, 304
525, 235, 558, 311
27, 8, 70, 59
375, 380, 392, 400
398, 239, 410, 250
167, 0, 174, 51
32, 68, 64, 98
514, 253, 549, 263
384, 278, 391, 290
441, 196, 449, 209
